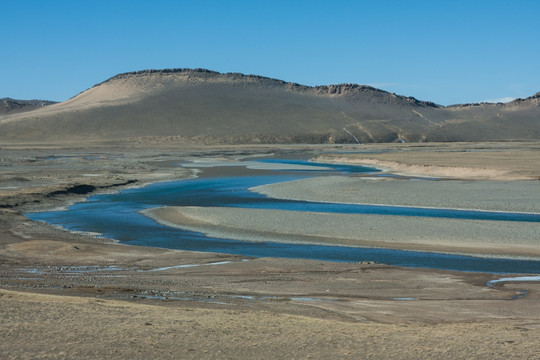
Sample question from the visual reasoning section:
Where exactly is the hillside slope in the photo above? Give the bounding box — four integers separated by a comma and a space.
1, 69, 538, 144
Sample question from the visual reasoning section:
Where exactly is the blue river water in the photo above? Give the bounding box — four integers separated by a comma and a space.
27, 159, 540, 274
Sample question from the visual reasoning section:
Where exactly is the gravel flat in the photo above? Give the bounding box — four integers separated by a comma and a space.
144, 206, 540, 258
252, 176, 540, 213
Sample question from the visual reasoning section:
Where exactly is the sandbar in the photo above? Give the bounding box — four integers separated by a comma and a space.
252, 176, 540, 213
143, 206, 540, 258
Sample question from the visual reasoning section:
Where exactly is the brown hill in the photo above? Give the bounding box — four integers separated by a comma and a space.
0, 69, 538, 144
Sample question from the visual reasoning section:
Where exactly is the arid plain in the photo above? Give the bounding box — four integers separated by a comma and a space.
1, 141, 539, 359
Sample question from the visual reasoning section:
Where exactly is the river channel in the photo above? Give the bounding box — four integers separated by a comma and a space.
27, 159, 540, 274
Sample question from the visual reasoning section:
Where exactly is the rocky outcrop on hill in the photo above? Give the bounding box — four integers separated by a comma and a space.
506, 92, 540, 107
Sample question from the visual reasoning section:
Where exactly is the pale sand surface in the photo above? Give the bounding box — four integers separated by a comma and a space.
253, 176, 540, 213
144, 206, 540, 258
1, 142, 540, 359
314, 142, 540, 180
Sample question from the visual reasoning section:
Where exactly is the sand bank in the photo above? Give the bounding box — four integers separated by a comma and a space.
183, 158, 333, 171
317, 157, 519, 180
313, 144, 540, 180
252, 176, 540, 213
143, 206, 540, 258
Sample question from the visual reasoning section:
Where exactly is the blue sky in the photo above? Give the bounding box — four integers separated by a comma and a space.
1, 0, 539, 105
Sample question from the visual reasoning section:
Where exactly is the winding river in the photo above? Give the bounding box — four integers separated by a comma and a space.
27, 159, 540, 274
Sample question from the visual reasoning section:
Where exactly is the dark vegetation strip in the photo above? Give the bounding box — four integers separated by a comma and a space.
0, 180, 138, 209
46, 180, 137, 198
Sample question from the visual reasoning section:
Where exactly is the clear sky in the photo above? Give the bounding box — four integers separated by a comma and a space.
1, 0, 539, 105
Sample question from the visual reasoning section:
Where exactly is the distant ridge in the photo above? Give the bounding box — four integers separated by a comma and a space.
0, 69, 538, 144
0, 98, 57, 115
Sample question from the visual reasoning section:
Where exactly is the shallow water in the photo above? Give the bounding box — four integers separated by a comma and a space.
27, 159, 540, 274
486, 275, 540, 287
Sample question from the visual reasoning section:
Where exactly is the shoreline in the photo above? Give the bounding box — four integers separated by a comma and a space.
315, 157, 527, 180
311, 143, 540, 181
